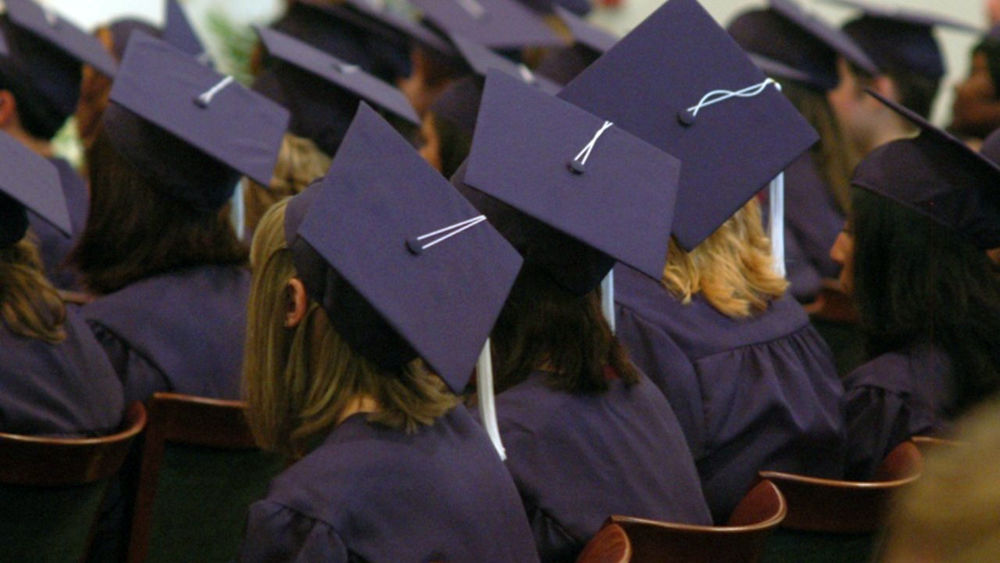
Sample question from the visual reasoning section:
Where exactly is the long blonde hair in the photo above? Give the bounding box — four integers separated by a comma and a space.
242, 199, 458, 459
0, 238, 66, 343
242, 134, 332, 239
661, 199, 787, 318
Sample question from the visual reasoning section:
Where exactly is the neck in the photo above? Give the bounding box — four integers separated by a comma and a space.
336, 394, 379, 425
863, 116, 917, 155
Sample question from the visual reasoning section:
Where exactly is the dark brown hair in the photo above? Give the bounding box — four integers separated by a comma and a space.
490, 263, 638, 395
71, 128, 247, 295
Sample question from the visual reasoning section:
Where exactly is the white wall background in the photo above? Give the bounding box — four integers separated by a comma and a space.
39, 0, 987, 125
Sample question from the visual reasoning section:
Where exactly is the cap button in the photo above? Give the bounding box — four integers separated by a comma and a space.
406, 238, 424, 255
567, 159, 586, 175
677, 109, 696, 127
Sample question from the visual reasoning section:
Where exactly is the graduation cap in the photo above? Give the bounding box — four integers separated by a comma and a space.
107, 18, 159, 61
981, 127, 1000, 166
163, 0, 210, 64
517, 0, 593, 16
852, 90, 1000, 249
0, 130, 68, 246
412, 0, 563, 50
728, 2, 878, 91
106, 32, 289, 210
823, 0, 981, 80
0, 0, 118, 136
457, 69, 680, 295
325, 0, 457, 58
285, 102, 522, 392
559, 0, 818, 251
554, 6, 616, 54
448, 32, 560, 94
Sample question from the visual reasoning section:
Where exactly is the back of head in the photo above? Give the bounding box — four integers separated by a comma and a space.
662, 198, 787, 319
0, 236, 66, 343
243, 199, 457, 460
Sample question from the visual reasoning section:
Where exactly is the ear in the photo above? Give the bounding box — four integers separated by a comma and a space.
285, 277, 309, 328
0, 90, 18, 129
869, 75, 899, 102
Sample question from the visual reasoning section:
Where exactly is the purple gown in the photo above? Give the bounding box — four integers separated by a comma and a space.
240, 406, 539, 562
614, 264, 846, 522
842, 343, 953, 479
491, 370, 712, 561
782, 153, 845, 302
27, 158, 88, 290
81, 265, 249, 404
0, 307, 123, 436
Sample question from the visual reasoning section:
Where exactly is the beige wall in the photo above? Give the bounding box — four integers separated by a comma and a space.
591, 0, 988, 125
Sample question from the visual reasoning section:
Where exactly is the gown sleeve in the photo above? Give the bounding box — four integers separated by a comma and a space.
86, 320, 171, 404
240, 500, 350, 563
843, 384, 912, 480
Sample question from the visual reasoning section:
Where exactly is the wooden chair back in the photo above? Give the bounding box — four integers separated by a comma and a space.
606, 479, 787, 562
758, 441, 923, 562
0, 402, 147, 562
577, 523, 633, 563
910, 435, 967, 458
127, 393, 284, 563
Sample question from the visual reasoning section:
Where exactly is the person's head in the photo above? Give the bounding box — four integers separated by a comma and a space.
952, 29, 1000, 140
398, 46, 460, 117
242, 199, 458, 459
662, 198, 787, 319
0, 236, 66, 343
419, 76, 481, 177
242, 133, 332, 239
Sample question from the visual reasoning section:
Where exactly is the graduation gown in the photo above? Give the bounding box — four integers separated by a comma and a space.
240, 406, 539, 563
81, 265, 249, 404
0, 307, 123, 436
491, 370, 712, 561
842, 343, 953, 480
27, 157, 88, 290
614, 264, 846, 523
782, 153, 845, 302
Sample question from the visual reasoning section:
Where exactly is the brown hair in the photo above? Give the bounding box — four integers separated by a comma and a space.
0, 237, 66, 343
243, 200, 458, 459
242, 133, 331, 238
76, 26, 114, 150
70, 128, 247, 295
490, 263, 638, 395
662, 199, 788, 318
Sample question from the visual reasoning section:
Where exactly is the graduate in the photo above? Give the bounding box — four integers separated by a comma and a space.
534, 6, 618, 85
0, 0, 117, 290
728, 0, 876, 303
73, 33, 288, 404
245, 25, 418, 237
558, 0, 845, 522
240, 104, 537, 562
0, 130, 122, 436
419, 75, 481, 177
952, 25, 1000, 141
824, 0, 980, 156
457, 69, 712, 561
832, 91, 1000, 479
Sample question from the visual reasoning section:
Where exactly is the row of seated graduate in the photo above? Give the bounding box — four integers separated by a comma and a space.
2, 0, 1000, 561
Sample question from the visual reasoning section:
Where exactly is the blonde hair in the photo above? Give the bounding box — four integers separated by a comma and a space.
661, 199, 787, 318
242, 199, 458, 460
0, 238, 66, 343
242, 134, 332, 239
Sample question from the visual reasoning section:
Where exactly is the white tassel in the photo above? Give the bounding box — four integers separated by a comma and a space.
601, 269, 615, 334
476, 339, 506, 460
768, 171, 786, 277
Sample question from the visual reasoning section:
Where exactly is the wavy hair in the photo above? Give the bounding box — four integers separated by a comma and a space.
0, 237, 66, 343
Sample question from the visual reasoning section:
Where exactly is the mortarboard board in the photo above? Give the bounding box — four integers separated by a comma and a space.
412, 0, 563, 50
534, 7, 615, 84
328, 0, 458, 58
458, 70, 681, 295
448, 32, 560, 94
0, 130, 68, 246
429, 75, 483, 138
107, 18, 159, 61
559, 0, 818, 251
286, 102, 522, 392
257, 25, 418, 126
727, 3, 877, 91
106, 32, 289, 210
517, 0, 593, 16
852, 90, 1000, 249
822, 0, 980, 80
163, 0, 210, 64
4, 0, 116, 77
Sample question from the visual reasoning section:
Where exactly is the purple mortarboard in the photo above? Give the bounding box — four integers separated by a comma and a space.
459, 70, 680, 295
823, 0, 980, 80
980, 128, 1000, 166
429, 75, 483, 137
108, 18, 159, 61
448, 32, 560, 94
853, 90, 1000, 249
0, 130, 67, 246
285, 103, 522, 392
517, 0, 592, 16
728, 4, 877, 91
106, 32, 289, 210
412, 0, 563, 50
535, 6, 616, 84
554, 6, 616, 54
163, 0, 210, 64
4, 0, 116, 76
329, 0, 457, 58
559, 0, 818, 251
256, 26, 418, 125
